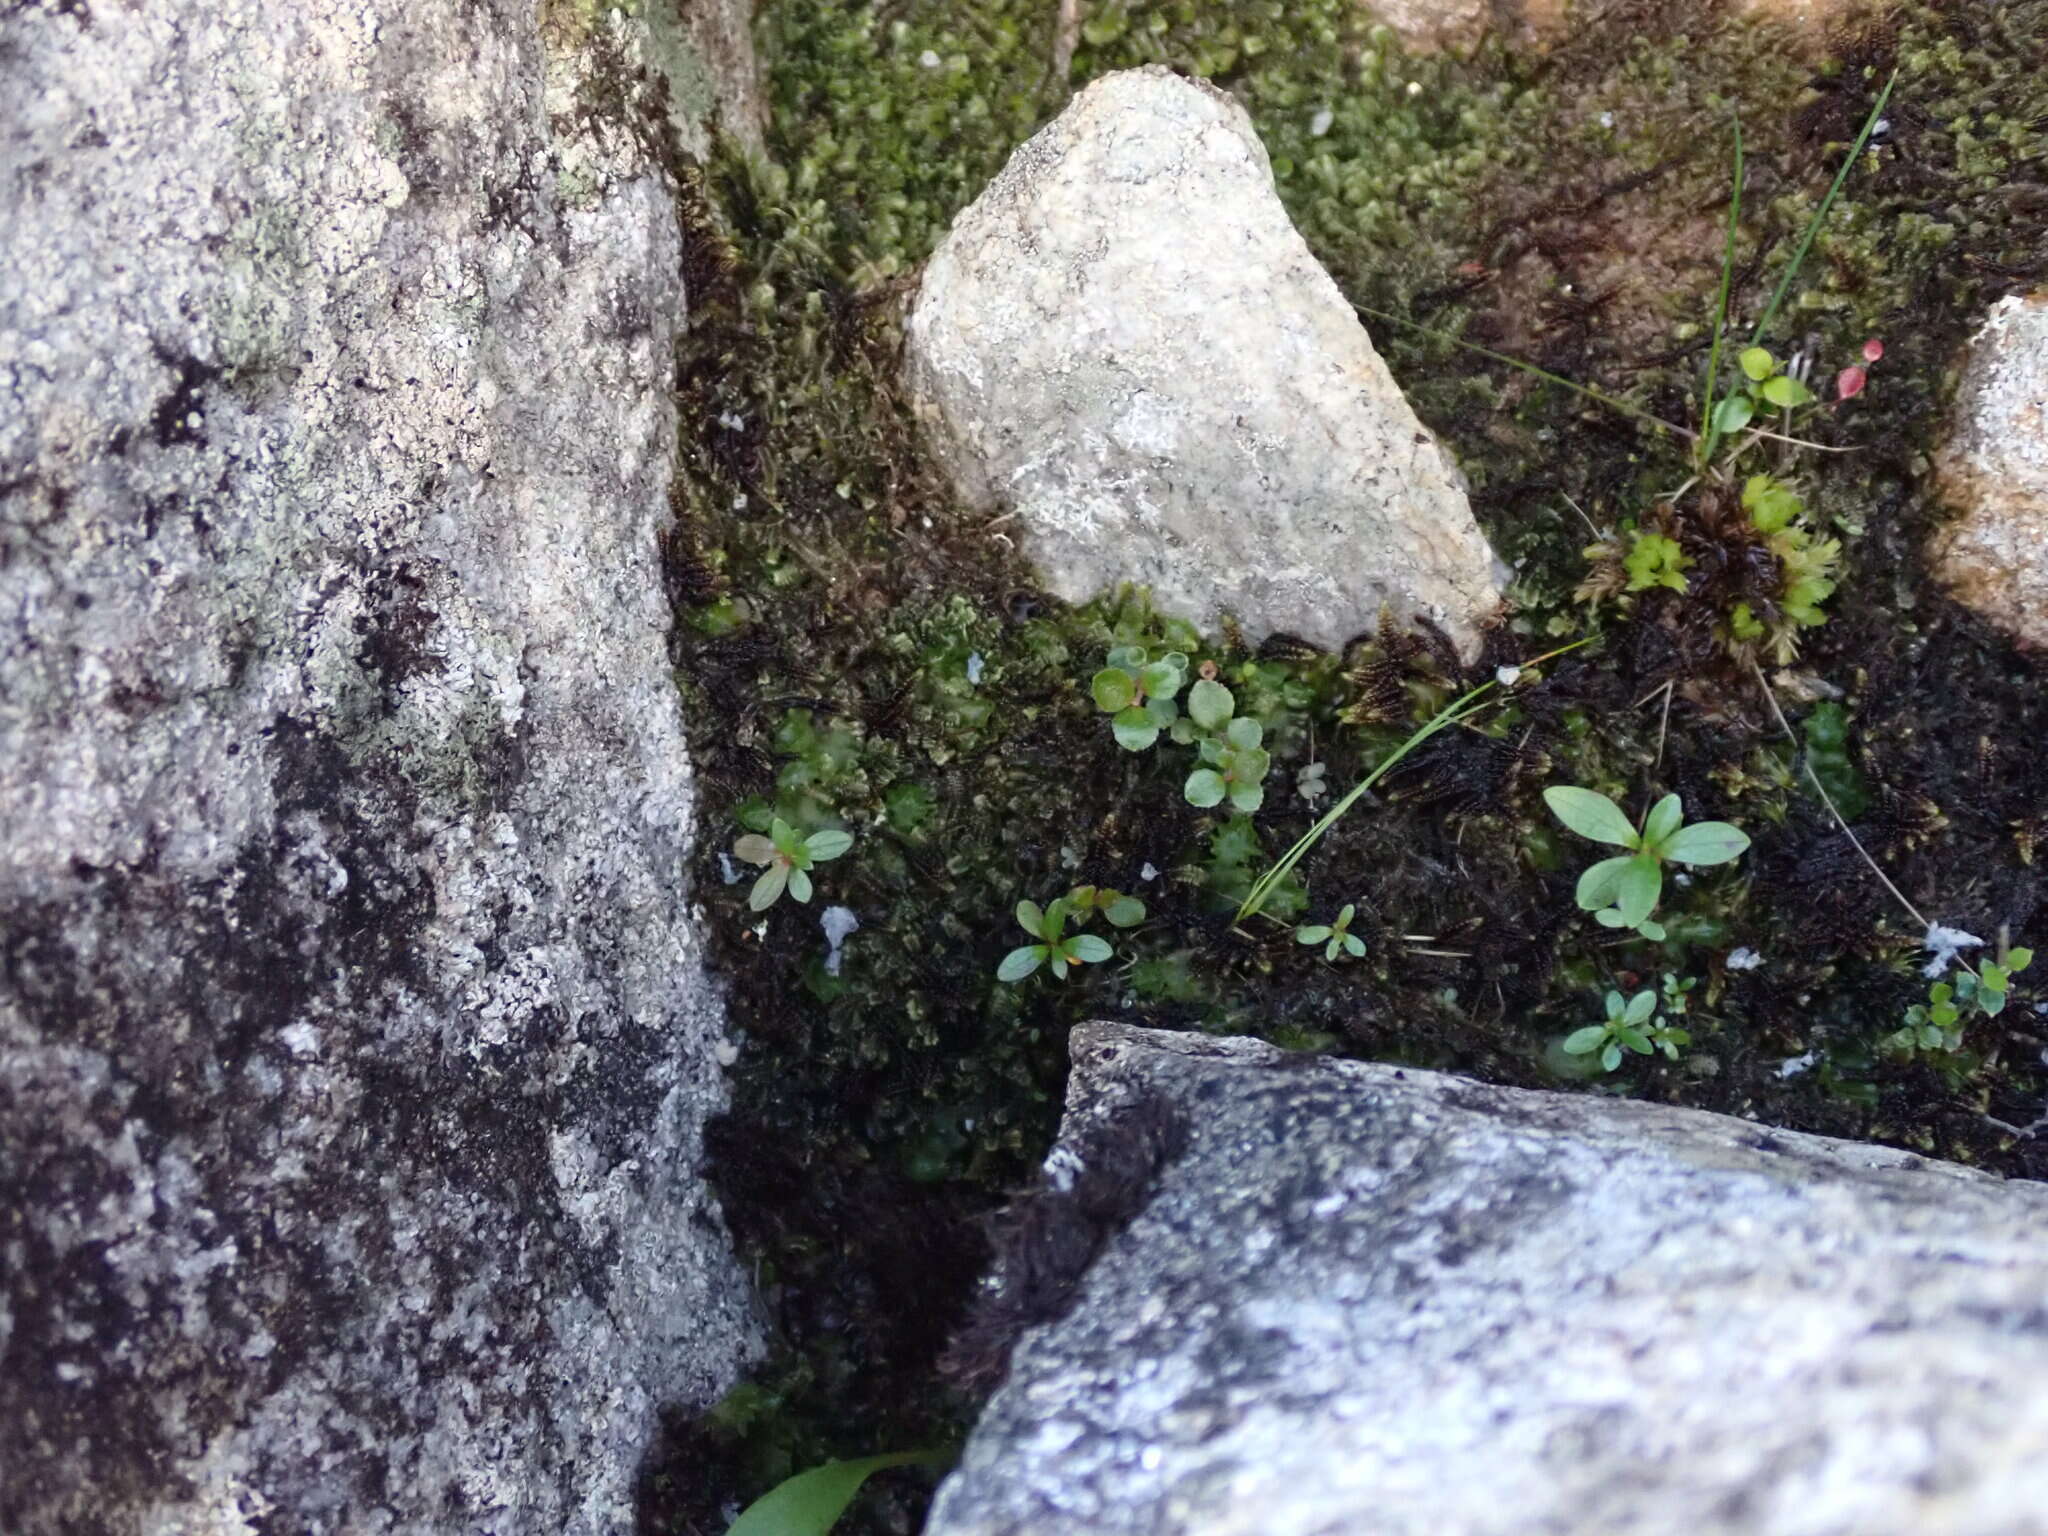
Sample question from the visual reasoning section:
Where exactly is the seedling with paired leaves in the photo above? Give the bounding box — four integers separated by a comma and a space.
1092, 646, 1188, 751
1886, 945, 2034, 1056
734, 818, 854, 911
1543, 787, 1750, 940
997, 897, 1116, 982
1064, 885, 1148, 929
1563, 988, 1690, 1072
1296, 903, 1365, 962
1182, 678, 1271, 812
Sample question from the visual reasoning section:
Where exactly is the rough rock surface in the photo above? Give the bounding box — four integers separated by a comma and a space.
0, 4, 756, 1532
906, 68, 1503, 657
928, 1023, 2048, 1536
1930, 290, 2048, 650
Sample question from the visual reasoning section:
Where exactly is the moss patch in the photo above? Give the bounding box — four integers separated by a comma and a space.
638, 2, 2048, 1529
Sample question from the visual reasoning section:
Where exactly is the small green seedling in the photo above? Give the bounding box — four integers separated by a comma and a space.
1065, 886, 1147, 928
734, 818, 854, 911
1660, 972, 1697, 1017
1296, 904, 1366, 962
997, 898, 1115, 982
1183, 680, 1271, 812
1544, 787, 1750, 940
1564, 988, 1661, 1072
1709, 345, 1816, 438
1887, 945, 2033, 1055
1092, 646, 1188, 751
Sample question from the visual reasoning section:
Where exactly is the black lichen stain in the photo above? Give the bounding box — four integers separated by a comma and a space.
147, 345, 224, 450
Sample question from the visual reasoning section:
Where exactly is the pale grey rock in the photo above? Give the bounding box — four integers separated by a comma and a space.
0, 3, 758, 1532
906, 67, 1504, 657
928, 1023, 2048, 1536
1930, 290, 2048, 650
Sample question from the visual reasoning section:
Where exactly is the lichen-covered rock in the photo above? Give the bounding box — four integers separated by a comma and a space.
928, 1023, 2048, 1536
1930, 290, 2048, 650
905, 68, 1504, 658
0, 4, 757, 1532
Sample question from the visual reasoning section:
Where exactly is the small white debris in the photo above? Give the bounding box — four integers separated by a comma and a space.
966, 651, 985, 685
714, 1039, 740, 1067
1599, 110, 1615, 129
1407, 80, 1422, 96
1296, 761, 1328, 807
1309, 107, 1334, 138
731, 493, 747, 512
919, 48, 942, 68
1777, 1051, 1818, 1079
717, 852, 744, 885
1139, 862, 1160, 883
1922, 922, 1985, 978
1494, 665, 1522, 688
1043, 1144, 1086, 1194
821, 905, 860, 976
716, 410, 745, 431
1726, 947, 1763, 971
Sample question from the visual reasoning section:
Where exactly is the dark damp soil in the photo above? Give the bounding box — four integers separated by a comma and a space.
636, 1, 2048, 1530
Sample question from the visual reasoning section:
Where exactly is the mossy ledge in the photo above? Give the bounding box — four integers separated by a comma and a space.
638, 2, 2048, 1529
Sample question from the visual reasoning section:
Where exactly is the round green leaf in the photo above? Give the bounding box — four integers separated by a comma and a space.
1662, 821, 1751, 867
1624, 989, 1657, 1024
1185, 768, 1227, 808
1636, 918, 1668, 942
805, 829, 853, 862
1066, 934, 1113, 964
1601, 1042, 1623, 1072
1739, 346, 1776, 382
1615, 854, 1662, 928
748, 864, 789, 911
1595, 907, 1628, 928
1575, 854, 1637, 912
1015, 899, 1045, 938
1188, 679, 1234, 732
1224, 716, 1262, 751
1139, 661, 1184, 701
1342, 933, 1367, 958
1296, 926, 1333, 945
1112, 708, 1160, 752
1237, 746, 1271, 782
996, 945, 1044, 982
1091, 668, 1137, 713
1761, 373, 1813, 408
1712, 394, 1754, 435
1562, 1026, 1607, 1055
1106, 645, 1146, 670
1144, 695, 1180, 728
733, 834, 777, 866
1105, 896, 1146, 928
788, 867, 813, 904
1544, 787, 1638, 847
1642, 793, 1684, 849
1229, 782, 1265, 814
1049, 952, 1069, 980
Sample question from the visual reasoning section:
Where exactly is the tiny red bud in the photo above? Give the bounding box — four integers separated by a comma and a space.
1836, 365, 1867, 400
1862, 337, 1884, 363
